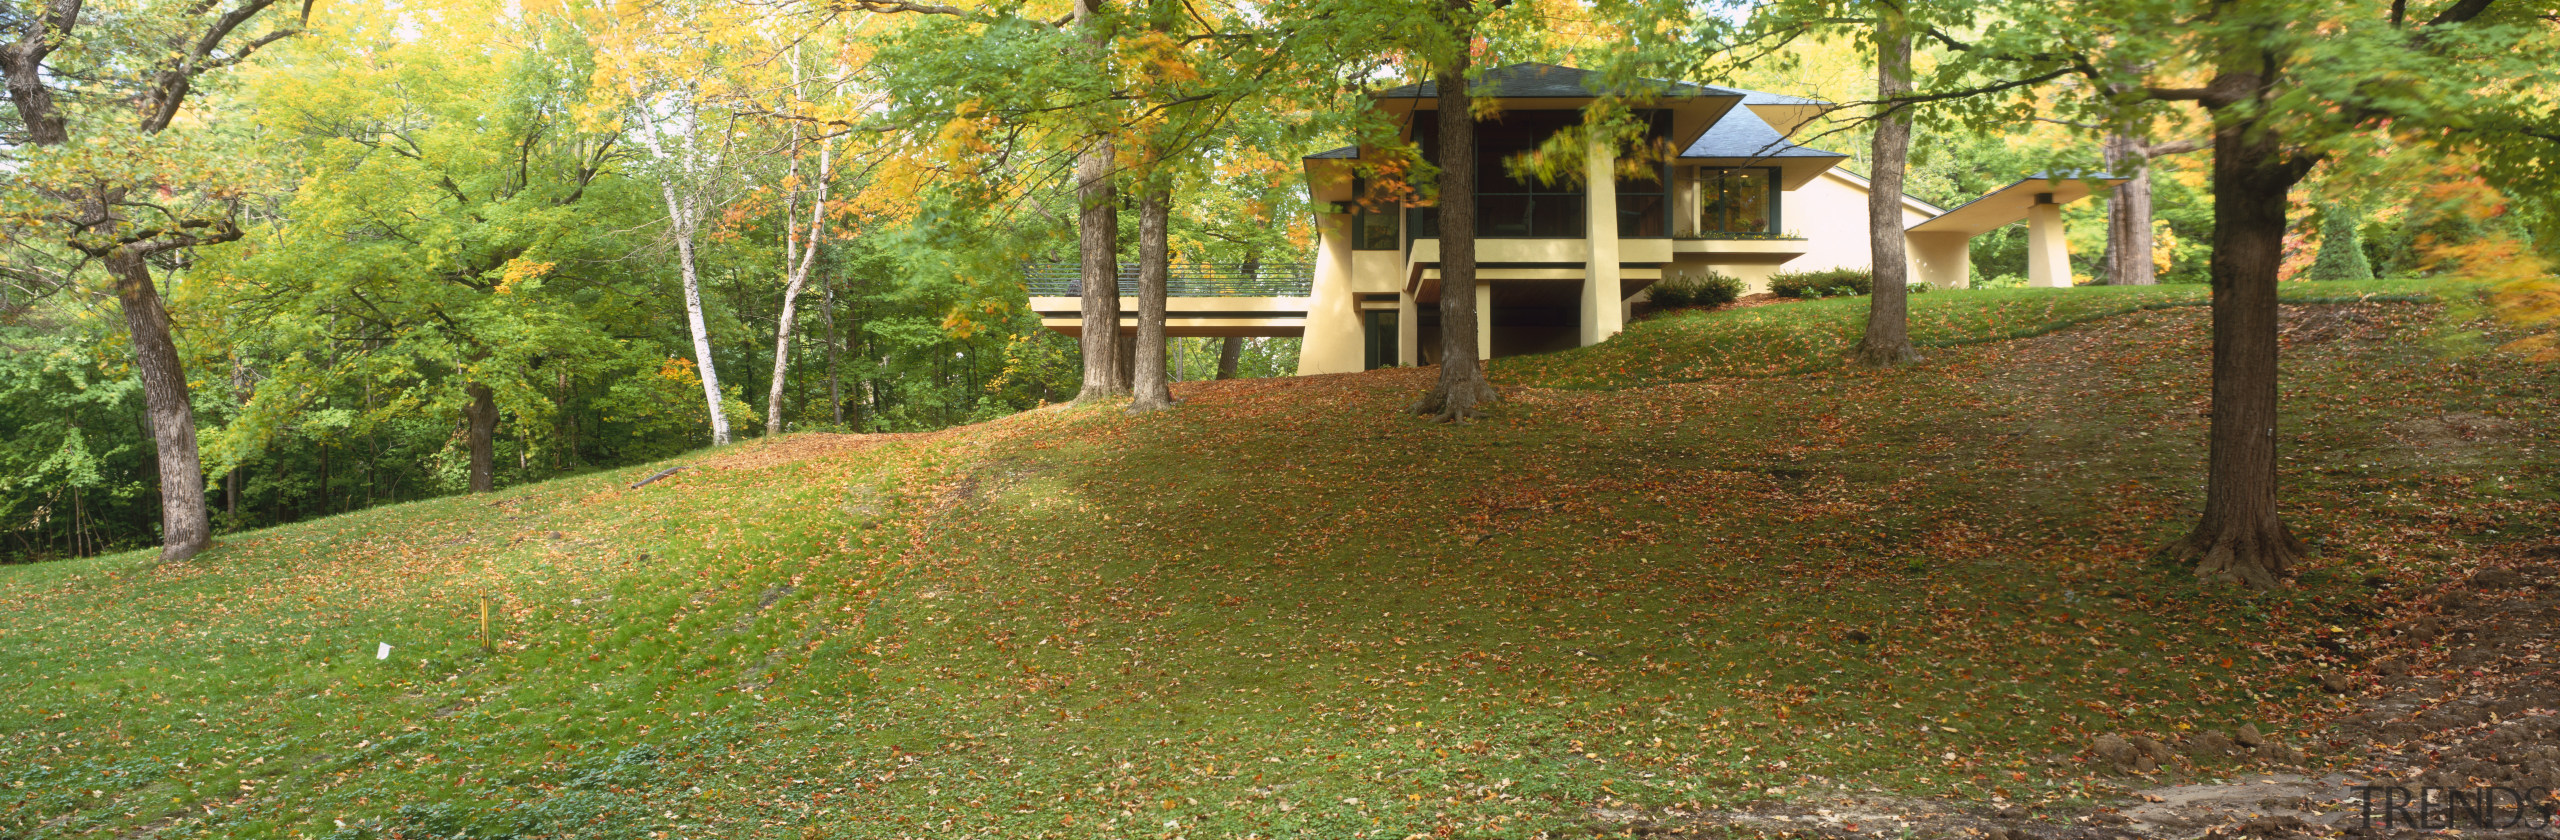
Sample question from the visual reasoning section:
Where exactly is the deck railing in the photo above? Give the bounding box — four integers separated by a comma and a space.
1022, 262, 1315, 297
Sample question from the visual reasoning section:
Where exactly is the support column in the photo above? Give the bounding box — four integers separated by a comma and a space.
1909, 231, 1972, 289
1581, 135, 1624, 346
1396, 290, 1418, 366
1295, 213, 1364, 375
1474, 282, 1492, 361
2026, 193, 2074, 288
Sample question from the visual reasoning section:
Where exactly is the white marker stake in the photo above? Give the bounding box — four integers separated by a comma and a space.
377, 643, 392, 660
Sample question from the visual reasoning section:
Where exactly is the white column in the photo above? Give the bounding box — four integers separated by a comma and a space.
1474, 282, 1492, 361
1294, 213, 1364, 375
2026, 194, 2073, 288
1396, 290, 1418, 366
1581, 135, 1624, 346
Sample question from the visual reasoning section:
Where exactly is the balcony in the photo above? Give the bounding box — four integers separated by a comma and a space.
1023, 262, 1315, 338
1670, 232, 1810, 264
1022, 262, 1314, 297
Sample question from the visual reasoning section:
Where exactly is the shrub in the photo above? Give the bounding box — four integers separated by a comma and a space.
1907, 281, 1933, 295
1770, 268, 1874, 299
1647, 270, 1745, 309
1649, 280, 1696, 308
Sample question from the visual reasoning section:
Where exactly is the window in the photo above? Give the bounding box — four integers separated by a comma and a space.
1348, 177, 1401, 250
1361, 309, 1398, 369
1352, 207, 1400, 249
1696, 168, 1777, 234
1412, 109, 1591, 238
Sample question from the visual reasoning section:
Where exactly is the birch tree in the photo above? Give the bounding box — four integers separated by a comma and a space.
631, 83, 738, 446
765, 53, 839, 435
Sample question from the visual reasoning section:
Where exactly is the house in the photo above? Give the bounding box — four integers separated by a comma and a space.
1026, 63, 2116, 376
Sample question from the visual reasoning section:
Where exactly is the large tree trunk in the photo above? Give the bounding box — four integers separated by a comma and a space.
1854, 4, 1920, 366
1072, 137, 1126, 402
2102, 132, 2160, 286
2164, 115, 2314, 589
1070, 0, 1124, 404
103, 251, 211, 562
1216, 336, 1242, 379
1411, 48, 1496, 422
1129, 187, 1176, 412
464, 380, 498, 494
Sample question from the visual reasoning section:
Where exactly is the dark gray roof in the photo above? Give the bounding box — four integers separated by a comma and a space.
1305, 145, 1359, 160
1679, 104, 1846, 160
1375, 62, 1741, 100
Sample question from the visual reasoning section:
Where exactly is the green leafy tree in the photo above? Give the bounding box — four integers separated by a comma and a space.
1, 0, 311, 561
2305, 204, 2377, 282
209, 8, 630, 495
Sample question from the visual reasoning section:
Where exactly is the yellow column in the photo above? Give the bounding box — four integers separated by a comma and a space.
1396, 290, 1418, 366
1294, 213, 1364, 375
1581, 135, 1624, 346
1909, 231, 1972, 289
2026, 194, 2073, 288
1474, 282, 1492, 361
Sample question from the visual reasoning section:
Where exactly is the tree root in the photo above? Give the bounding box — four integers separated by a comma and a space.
1852, 339, 1923, 367
1125, 395, 1177, 415
1411, 381, 1497, 423
2160, 521, 2309, 590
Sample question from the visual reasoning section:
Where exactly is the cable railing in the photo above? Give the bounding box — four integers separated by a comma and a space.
1022, 262, 1315, 297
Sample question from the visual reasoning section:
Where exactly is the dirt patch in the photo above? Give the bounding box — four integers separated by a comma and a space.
2278, 305, 2400, 348
1611, 559, 2560, 839
2384, 412, 2515, 454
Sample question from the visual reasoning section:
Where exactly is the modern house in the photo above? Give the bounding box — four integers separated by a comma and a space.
1027, 63, 2115, 377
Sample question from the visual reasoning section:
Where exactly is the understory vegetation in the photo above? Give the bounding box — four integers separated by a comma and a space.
4, 280, 2552, 838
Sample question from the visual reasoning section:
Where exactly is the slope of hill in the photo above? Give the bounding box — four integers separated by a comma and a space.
3, 279, 2552, 839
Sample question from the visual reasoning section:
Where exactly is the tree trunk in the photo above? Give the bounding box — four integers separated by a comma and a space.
1217, 336, 1242, 379
1129, 186, 1176, 412
823, 278, 843, 425
766, 128, 832, 436
1073, 138, 1125, 402
663, 185, 732, 446
1070, 0, 1125, 404
1411, 46, 1496, 422
103, 251, 210, 562
2163, 115, 2314, 589
1115, 333, 1135, 389
464, 380, 498, 494
2102, 131, 2160, 286
1853, 4, 1921, 366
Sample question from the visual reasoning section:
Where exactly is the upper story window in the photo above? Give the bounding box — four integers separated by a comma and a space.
1348, 177, 1400, 250
1405, 108, 1672, 239
1697, 168, 1777, 234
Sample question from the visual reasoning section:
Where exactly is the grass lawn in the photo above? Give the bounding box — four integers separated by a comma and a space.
1501, 278, 2443, 388
3, 278, 2552, 839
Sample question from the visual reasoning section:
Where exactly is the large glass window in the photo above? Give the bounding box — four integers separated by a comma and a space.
1412, 109, 1590, 238
1614, 112, 1673, 237
1347, 177, 1401, 250
1697, 168, 1777, 234
1400, 109, 1674, 239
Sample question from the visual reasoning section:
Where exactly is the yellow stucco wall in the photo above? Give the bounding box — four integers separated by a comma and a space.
1296, 214, 1366, 376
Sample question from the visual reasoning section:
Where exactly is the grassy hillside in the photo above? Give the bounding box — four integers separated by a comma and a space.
1503, 278, 2444, 388
4, 280, 2553, 839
